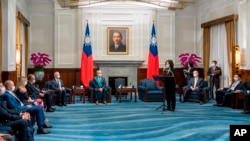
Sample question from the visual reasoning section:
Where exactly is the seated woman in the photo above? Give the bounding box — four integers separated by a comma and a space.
15, 77, 44, 110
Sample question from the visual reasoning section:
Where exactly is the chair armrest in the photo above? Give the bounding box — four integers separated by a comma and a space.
65, 87, 72, 93
138, 86, 146, 91
156, 86, 163, 91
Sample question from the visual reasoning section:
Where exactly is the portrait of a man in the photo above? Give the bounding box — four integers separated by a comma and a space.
107, 27, 129, 55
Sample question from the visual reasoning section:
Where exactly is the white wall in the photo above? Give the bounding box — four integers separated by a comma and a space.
2, 0, 17, 71
30, 0, 237, 69
28, 0, 54, 68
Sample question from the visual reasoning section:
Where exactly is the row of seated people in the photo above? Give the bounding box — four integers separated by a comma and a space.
0, 79, 53, 141
182, 72, 250, 114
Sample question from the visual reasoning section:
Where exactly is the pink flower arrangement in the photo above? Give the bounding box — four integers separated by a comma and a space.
30, 52, 51, 71
179, 53, 202, 67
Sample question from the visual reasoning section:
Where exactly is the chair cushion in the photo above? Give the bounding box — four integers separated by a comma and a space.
145, 81, 157, 90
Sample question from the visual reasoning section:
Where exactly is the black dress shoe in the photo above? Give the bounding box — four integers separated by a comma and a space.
50, 107, 56, 110
241, 111, 250, 114
37, 127, 51, 134
57, 103, 63, 106
43, 124, 52, 128
46, 108, 54, 112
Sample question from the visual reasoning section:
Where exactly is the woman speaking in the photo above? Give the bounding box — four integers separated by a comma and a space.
163, 60, 176, 112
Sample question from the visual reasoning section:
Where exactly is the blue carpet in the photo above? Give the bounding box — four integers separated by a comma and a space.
34, 96, 249, 141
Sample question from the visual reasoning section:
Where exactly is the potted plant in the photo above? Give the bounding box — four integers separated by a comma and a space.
30, 52, 51, 80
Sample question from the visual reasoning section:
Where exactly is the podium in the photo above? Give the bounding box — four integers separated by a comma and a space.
153, 75, 175, 113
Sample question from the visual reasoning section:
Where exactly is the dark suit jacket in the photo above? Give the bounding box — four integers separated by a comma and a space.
224, 81, 246, 93
0, 100, 22, 124
2, 91, 24, 113
25, 82, 41, 99
109, 44, 126, 52
92, 76, 107, 89
165, 68, 176, 77
207, 66, 222, 82
50, 79, 65, 92
187, 77, 204, 91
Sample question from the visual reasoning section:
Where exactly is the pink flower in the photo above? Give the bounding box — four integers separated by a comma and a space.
179, 53, 202, 67
30, 52, 52, 70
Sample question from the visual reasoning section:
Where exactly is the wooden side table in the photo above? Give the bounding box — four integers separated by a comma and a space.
116, 87, 137, 103
70, 87, 85, 103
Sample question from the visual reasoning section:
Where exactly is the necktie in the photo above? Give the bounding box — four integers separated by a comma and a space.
57, 79, 61, 89
194, 78, 198, 88
230, 81, 239, 90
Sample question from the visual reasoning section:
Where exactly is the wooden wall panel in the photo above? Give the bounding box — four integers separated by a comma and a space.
1, 71, 17, 84
26, 68, 204, 89
239, 69, 250, 81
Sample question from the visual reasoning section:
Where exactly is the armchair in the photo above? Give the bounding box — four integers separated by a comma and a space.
182, 81, 210, 103
138, 79, 164, 102
88, 80, 112, 103
233, 82, 249, 109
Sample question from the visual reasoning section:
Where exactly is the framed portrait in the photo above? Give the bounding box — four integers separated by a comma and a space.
107, 27, 129, 55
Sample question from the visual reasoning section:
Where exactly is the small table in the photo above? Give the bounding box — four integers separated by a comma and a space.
116, 87, 137, 103
70, 87, 85, 103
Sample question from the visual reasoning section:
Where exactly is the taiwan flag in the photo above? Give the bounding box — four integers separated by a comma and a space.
80, 22, 93, 87
147, 23, 159, 80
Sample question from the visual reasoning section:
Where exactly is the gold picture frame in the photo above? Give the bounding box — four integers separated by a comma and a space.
107, 27, 129, 55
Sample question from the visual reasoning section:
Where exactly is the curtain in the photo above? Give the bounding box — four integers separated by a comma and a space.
210, 24, 230, 87
225, 21, 236, 84
203, 27, 210, 81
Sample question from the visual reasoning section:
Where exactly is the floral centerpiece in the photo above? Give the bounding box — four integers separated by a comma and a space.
30, 52, 51, 80
178, 53, 202, 67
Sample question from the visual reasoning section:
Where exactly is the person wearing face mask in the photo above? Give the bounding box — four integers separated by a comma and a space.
2, 80, 52, 134
214, 74, 246, 107
25, 74, 55, 112
182, 70, 204, 105
163, 60, 176, 111
183, 61, 195, 84
50, 71, 67, 106
207, 60, 222, 99
92, 69, 109, 105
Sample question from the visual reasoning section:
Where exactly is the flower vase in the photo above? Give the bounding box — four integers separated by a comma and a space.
34, 71, 45, 80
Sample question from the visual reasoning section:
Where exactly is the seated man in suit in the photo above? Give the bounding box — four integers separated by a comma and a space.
214, 74, 246, 107
2, 80, 51, 134
242, 93, 250, 114
182, 70, 204, 105
0, 80, 29, 141
50, 71, 67, 106
92, 69, 109, 105
25, 74, 55, 112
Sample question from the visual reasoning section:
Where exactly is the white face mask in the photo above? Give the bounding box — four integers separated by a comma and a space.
0, 87, 6, 95
165, 64, 170, 68
193, 74, 198, 77
32, 80, 36, 84
98, 73, 102, 77
11, 86, 15, 91
234, 77, 239, 81
24, 81, 28, 85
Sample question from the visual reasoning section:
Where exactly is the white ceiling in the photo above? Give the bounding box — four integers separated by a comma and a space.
55, 0, 197, 10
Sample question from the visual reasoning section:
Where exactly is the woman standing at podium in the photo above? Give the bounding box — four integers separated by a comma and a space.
163, 60, 176, 111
